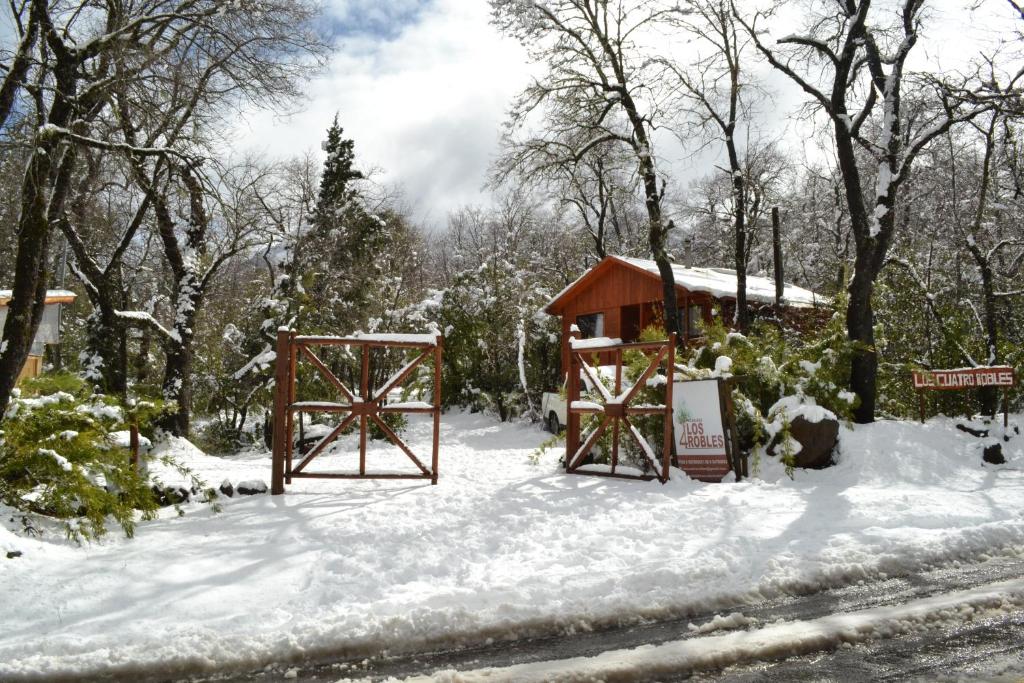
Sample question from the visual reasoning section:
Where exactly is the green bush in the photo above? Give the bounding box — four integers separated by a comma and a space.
1, 374, 213, 542
684, 297, 859, 476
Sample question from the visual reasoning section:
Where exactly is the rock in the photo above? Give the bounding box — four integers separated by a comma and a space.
956, 423, 989, 438
237, 480, 268, 496
152, 484, 190, 506
983, 443, 1005, 465
219, 479, 234, 498
7, 551, 22, 559
772, 415, 840, 469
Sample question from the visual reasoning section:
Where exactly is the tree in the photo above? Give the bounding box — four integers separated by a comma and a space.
491, 0, 686, 337
737, 0, 1017, 422
298, 118, 391, 335
660, 0, 767, 331
0, 0, 326, 422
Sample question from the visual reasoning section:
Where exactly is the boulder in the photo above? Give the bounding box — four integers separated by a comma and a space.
237, 480, 268, 496
219, 479, 234, 498
152, 484, 190, 506
983, 443, 1005, 465
772, 415, 840, 469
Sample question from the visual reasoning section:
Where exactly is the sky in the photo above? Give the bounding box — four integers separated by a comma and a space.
233, 0, 1019, 231
236, 0, 531, 228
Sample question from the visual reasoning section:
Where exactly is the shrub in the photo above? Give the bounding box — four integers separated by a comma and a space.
684, 296, 860, 476
1, 375, 213, 542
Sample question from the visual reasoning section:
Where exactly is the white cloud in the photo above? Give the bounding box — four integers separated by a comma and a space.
235, 0, 531, 226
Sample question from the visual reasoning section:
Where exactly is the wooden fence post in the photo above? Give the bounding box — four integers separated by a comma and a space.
432, 336, 443, 484
662, 333, 675, 482
1005, 388, 1010, 430
566, 331, 579, 471
271, 327, 290, 495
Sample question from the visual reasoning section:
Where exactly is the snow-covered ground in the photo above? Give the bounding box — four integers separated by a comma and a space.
1, 412, 1023, 680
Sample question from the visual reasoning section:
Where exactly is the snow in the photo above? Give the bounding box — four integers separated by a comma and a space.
769, 394, 837, 425
350, 332, 441, 345
1, 413, 1023, 680
547, 256, 826, 311
415, 577, 1024, 682
385, 401, 434, 410
107, 430, 153, 452
37, 448, 72, 472
570, 336, 623, 350
0, 289, 76, 305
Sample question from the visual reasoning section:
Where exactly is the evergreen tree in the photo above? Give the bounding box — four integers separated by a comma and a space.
299, 117, 392, 337
315, 115, 364, 227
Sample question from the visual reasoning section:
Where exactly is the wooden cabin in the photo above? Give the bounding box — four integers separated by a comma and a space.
543, 255, 826, 373
0, 289, 77, 382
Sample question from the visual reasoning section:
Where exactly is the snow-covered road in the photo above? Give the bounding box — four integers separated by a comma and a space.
402, 573, 1024, 682
1, 412, 1023, 681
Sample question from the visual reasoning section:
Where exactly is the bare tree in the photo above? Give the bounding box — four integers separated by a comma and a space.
736, 0, 1019, 422
0, 0, 325, 420
491, 0, 687, 336
659, 0, 767, 331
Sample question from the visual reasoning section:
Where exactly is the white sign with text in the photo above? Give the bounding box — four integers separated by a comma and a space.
672, 379, 732, 482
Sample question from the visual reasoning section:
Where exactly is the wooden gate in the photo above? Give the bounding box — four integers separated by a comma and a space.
270, 329, 442, 494
566, 333, 676, 482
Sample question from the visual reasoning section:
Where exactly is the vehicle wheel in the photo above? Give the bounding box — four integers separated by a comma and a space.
547, 412, 561, 434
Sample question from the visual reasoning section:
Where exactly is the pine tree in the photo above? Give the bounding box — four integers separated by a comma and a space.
315, 115, 364, 228
299, 116, 391, 336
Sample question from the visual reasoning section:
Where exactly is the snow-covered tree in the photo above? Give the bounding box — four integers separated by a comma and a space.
738, 0, 1020, 422
491, 0, 687, 337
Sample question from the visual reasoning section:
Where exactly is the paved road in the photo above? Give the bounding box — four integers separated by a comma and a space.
201, 553, 1024, 682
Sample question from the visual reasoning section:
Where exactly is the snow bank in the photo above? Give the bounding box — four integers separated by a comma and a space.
1, 413, 1022, 680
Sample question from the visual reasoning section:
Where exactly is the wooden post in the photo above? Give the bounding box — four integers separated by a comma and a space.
271, 327, 290, 495
286, 331, 297, 484
723, 379, 744, 480
129, 423, 140, 471
432, 336, 442, 484
566, 331, 579, 471
1005, 388, 1010, 430
359, 342, 369, 476
918, 390, 926, 424
662, 333, 676, 483
611, 348, 621, 475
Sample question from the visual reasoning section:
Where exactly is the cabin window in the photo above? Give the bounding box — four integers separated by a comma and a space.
575, 312, 605, 339
678, 304, 706, 339
688, 304, 705, 337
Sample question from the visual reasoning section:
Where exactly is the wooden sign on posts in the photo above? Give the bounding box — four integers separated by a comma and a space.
912, 366, 1016, 427
671, 378, 743, 482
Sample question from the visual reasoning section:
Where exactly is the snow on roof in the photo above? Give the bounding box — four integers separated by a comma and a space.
545, 256, 826, 312
616, 256, 825, 308
0, 289, 77, 306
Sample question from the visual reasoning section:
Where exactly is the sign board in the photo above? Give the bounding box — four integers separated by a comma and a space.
672, 378, 734, 482
912, 367, 1015, 390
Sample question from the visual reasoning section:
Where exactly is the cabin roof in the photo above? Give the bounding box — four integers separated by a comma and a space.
0, 289, 77, 307
544, 255, 825, 315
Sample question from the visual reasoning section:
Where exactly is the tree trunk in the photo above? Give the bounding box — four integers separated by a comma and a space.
726, 139, 749, 332
135, 327, 151, 383
84, 302, 129, 395
0, 144, 61, 416
638, 155, 680, 337
162, 339, 193, 437
834, 132, 880, 422
847, 262, 876, 423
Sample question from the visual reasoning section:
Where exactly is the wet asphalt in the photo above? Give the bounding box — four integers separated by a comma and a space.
194, 551, 1024, 683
